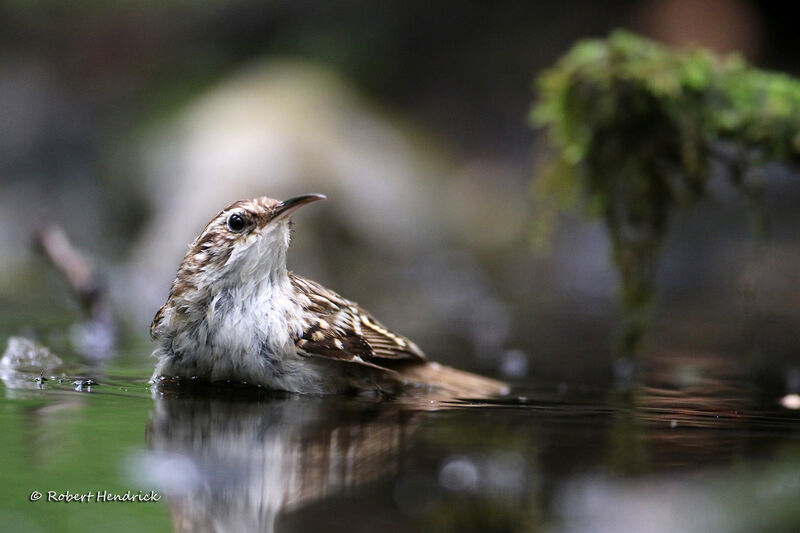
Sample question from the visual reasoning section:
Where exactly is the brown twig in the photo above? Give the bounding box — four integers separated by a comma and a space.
33, 225, 117, 358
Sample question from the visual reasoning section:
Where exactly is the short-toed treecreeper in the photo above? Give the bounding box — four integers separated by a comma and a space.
150, 194, 509, 397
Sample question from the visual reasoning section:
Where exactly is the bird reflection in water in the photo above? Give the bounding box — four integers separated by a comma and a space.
144, 385, 420, 533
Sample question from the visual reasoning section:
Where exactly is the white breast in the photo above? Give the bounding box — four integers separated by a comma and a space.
154, 273, 321, 389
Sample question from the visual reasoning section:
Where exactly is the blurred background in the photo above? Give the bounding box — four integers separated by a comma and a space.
3, 3, 800, 533
1, 0, 799, 389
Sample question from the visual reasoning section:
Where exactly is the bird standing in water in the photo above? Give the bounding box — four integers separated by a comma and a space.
150, 194, 508, 397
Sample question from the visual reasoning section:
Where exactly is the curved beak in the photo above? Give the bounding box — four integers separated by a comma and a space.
271, 193, 326, 222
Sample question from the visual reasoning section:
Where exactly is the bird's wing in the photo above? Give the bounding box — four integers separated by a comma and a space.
289, 273, 426, 366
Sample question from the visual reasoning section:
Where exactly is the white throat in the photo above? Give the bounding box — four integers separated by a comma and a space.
222, 222, 292, 289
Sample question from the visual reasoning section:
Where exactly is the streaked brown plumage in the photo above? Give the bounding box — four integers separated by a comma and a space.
150, 194, 508, 397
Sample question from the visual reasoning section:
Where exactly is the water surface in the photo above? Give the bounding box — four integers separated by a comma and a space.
1, 355, 798, 533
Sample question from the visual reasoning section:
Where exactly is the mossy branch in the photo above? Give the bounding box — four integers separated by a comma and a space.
531, 31, 800, 356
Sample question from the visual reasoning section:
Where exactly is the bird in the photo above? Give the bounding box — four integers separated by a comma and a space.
150, 194, 509, 397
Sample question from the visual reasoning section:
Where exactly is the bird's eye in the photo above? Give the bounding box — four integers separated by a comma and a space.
227, 213, 246, 232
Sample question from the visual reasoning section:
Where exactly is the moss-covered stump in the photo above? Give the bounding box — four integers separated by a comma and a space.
531, 30, 800, 357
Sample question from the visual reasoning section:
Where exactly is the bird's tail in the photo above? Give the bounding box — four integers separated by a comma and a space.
398, 362, 509, 399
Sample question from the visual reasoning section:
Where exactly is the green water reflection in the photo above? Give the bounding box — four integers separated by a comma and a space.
0, 372, 170, 532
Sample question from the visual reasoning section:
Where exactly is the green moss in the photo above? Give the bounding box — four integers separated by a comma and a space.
531, 31, 800, 356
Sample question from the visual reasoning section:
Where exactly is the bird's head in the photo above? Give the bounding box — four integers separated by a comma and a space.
174, 194, 326, 293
